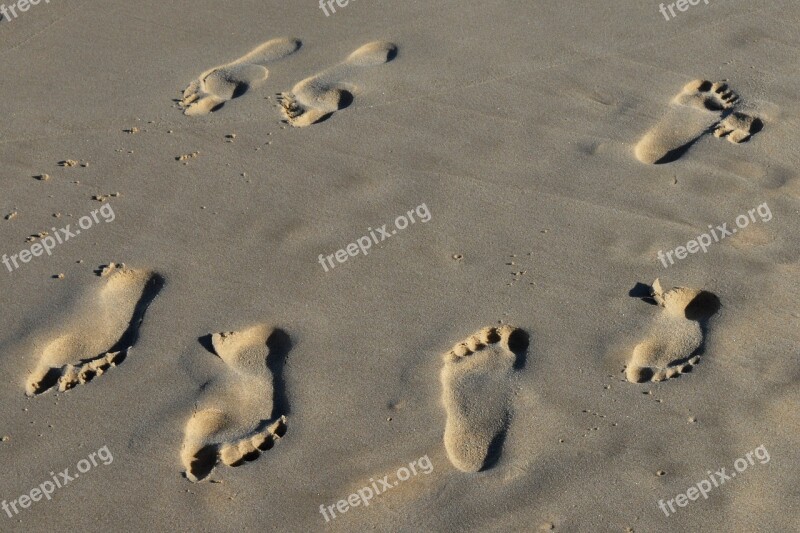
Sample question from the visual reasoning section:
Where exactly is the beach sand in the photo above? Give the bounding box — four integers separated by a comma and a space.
0, 0, 797, 531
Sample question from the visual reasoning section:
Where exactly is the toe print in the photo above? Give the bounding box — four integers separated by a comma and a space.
714, 112, 764, 144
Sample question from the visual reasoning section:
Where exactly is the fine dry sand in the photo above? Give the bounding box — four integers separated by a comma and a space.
0, 0, 798, 531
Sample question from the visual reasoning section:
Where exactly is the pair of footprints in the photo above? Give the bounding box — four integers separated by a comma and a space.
442, 279, 720, 472
635, 79, 764, 164
179, 38, 398, 126
443, 279, 720, 473
22, 265, 286, 482
22, 266, 717, 478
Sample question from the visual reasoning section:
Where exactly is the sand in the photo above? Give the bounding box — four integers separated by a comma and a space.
0, 0, 798, 531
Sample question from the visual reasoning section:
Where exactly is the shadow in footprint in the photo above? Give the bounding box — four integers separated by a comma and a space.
653, 112, 764, 164
630, 282, 658, 304
441, 325, 526, 473
187, 445, 218, 482
30, 368, 62, 396
653, 137, 703, 165
204, 80, 255, 113
748, 117, 765, 138
685, 291, 721, 322
315, 90, 355, 124
198, 334, 215, 354
685, 290, 721, 366
653, 119, 728, 164
196, 326, 290, 416
107, 274, 165, 353
266, 328, 292, 417
507, 328, 530, 370
476, 327, 529, 469
230, 81, 252, 100
481, 430, 508, 472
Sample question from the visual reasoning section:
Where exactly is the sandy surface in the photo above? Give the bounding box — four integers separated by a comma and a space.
0, 0, 798, 531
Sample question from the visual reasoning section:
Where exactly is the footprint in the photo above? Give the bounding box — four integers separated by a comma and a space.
25, 264, 164, 396
714, 112, 764, 144
278, 41, 398, 127
635, 79, 760, 164
181, 325, 290, 482
625, 279, 720, 383
440, 326, 528, 473
180, 37, 302, 116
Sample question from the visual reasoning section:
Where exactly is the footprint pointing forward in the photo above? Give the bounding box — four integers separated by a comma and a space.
180, 38, 302, 116
25, 264, 164, 396
635, 79, 762, 164
181, 325, 290, 482
441, 326, 528, 473
278, 41, 398, 127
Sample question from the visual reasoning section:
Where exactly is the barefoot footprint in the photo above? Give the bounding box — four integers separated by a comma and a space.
181, 325, 289, 482
25, 264, 164, 396
441, 326, 528, 473
626, 279, 720, 383
635, 80, 761, 164
278, 41, 398, 127
714, 111, 763, 144
180, 37, 302, 116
